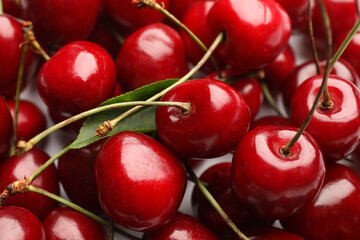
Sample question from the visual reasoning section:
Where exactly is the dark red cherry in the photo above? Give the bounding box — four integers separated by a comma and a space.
20, 0, 101, 47
169, 0, 212, 20
156, 79, 250, 159
290, 75, 360, 162
207, 0, 291, 71
111, 82, 123, 97
275, 0, 310, 32
117, 23, 189, 91
144, 212, 219, 240
6, 99, 46, 142
0, 148, 59, 220
0, 14, 37, 97
43, 207, 106, 240
250, 116, 291, 130
37, 41, 116, 115
335, 31, 360, 77
281, 164, 360, 240
103, 0, 169, 31
2, 0, 23, 18
48, 108, 84, 133
0, 96, 13, 163
243, 227, 305, 240
232, 125, 325, 219
0, 206, 45, 240
95, 131, 187, 231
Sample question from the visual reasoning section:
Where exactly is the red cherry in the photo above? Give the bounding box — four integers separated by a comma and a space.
250, 116, 291, 130
144, 212, 219, 240
242, 226, 305, 240
95, 131, 187, 231
275, 0, 310, 32
2, 0, 23, 18
6, 99, 47, 142
0, 148, 59, 220
0, 206, 45, 240
232, 125, 325, 219
43, 207, 107, 240
169, 0, 212, 20
19, 0, 101, 47
281, 163, 360, 240
37, 41, 117, 115
207, 0, 291, 71
156, 79, 250, 158
116, 23, 189, 91
290, 75, 360, 162
111, 82, 124, 97
0, 96, 13, 163
335, 31, 360, 77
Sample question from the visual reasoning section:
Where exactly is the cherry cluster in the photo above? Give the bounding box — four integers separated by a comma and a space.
1, 0, 360, 239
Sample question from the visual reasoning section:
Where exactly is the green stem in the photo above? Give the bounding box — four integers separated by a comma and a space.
32, 40, 50, 61
109, 221, 115, 240
28, 186, 141, 240
9, 43, 29, 156
260, 80, 284, 117
0, 0, 3, 14
308, 0, 321, 75
181, 159, 248, 240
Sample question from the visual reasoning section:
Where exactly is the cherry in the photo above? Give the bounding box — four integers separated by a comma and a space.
95, 131, 187, 231
290, 75, 360, 162
6, 99, 47, 142
243, 226, 305, 240
0, 206, 45, 240
143, 212, 219, 240
250, 116, 291, 130
111, 82, 123, 97
43, 206, 107, 240
0, 96, 13, 163
19, 0, 101, 48
37, 41, 117, 115
169, 0, 212, 20
232, 125, 325, 219
156, 79, 250, 159
335, 31, 360, 77
281, 163, 360, 240
116, 23, 189, 91
207, 0, 291, 71
2, 0, 23, 18
275, 0, 310, 32
0, 148, 59, 220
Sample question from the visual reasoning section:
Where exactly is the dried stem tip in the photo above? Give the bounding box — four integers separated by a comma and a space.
0, 179, 30, 206
15, 140, 33, 156
22, 21, 35, 43
132, 0, 156, 9
96, 120, 113, 137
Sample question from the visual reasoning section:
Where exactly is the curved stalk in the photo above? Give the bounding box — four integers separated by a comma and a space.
308, 0, 321, 74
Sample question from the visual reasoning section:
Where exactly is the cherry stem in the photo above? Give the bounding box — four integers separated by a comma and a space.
109, 221, 115, 240
100, 17, 125, 45
98, 32, 224, 137
221, 70, 265, 84
260, 80, 284, 117
0, 0, 3, 14
308, 0, 321, 75
28, 185, 141, 240
22, 21, 50, 61
181, 159, 248, 240
134, 0, 223, 78
9, 41, 29, 156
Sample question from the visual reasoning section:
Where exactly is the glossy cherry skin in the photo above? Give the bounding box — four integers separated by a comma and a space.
281, 164, 360, 240
243, 227, 305, 240
57, 141, 103, 214
43, 207, 106, 240
290, 75, 360, 162
6, 100, 46, 142
192, 163, 273, 236
143, 212, 219, 240
0, 148, 59, 220
335, 31, 360, 77
103, 0, 169, 31
250, 116, 291, 130
232, 125, 325, 219
20, 0, 101, 48
37, 41, 116, 115
0, 14, 37, 97
95, 131, 187, 231
0, 96, 13, 163
207, 0, 291, 71
117, 23, 189, 91
170, 0, 212, 20
275, 0, 309, 32
156, 79, 250, 159
0, 206, 45, 240
2, 0, 23, 18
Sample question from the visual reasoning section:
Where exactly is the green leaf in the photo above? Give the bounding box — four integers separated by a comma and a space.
69, 79, 178, 149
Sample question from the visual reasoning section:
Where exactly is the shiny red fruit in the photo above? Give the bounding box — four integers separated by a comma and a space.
0, 206, 45, 240
290, 75, 360, 162
243, 227, 305, 240
232, 126, 325, 219
117, 23, 188, 91
170, 0, 212, 20
250, 116, 291, 130
0, 96, 13, 162
43, 207, 106, 240
2, 0, 23, 18
95, 131, 187, 231
37, 41, 116, 115
335, 31, 360, 77
275, 0, 309, 32
156, 79, 250, 158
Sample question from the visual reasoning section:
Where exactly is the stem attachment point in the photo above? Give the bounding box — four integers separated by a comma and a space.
96, 120, 113, 137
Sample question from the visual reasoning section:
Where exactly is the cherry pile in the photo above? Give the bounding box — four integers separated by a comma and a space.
1, 0, 360, 239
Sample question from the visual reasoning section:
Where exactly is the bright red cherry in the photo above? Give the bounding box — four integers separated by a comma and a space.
243, 227, 305, 240
95, 131, 187, 231
43, 207, 106, 240
19, 0, 101, 47
281, 164, 360, 240
0, 96, 13, 163
144, 212, 219, 240
275, 0, 309, 32
156, 79, 250, 159
290, 75, 360, 162
0, 206, 45, 240
207, 0, 291, 71
37, 41, 117, 115
117, 23, 189, 91
335, 31, 360, 77
6, 99, 46, 142
250, 116, 291, 130
0, 148, 59, 220
232, 125, 325, 219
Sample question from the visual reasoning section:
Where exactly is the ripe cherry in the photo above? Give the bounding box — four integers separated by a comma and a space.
250, 116, 291, 130
0, 96, 13, 163
335, 31, 360, 77
243, 226, 305, 240
169, 0, 211, 20
2, 0, 23, 18
275, 0, 309, 32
